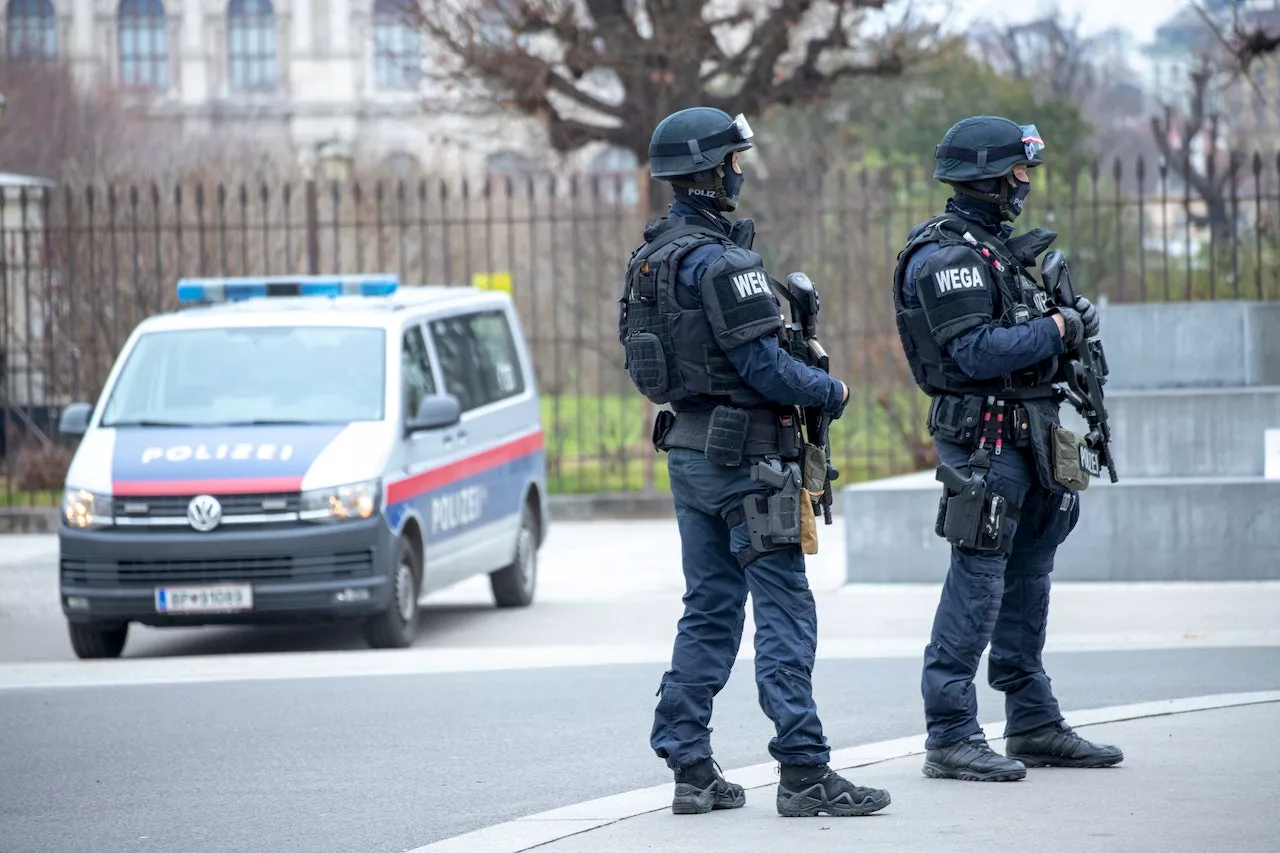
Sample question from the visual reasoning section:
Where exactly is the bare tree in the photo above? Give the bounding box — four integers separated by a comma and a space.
413, 0, 928, 209
976, 11, 1102, 104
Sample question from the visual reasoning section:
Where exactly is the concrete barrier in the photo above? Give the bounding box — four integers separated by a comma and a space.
1060, 387, 1280, 478
842, 473, 1280, 582
1099, 301, 1280, 390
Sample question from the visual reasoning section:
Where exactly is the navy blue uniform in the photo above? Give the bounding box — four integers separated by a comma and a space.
899, 203, 1078, 750
649, 202, 845, 771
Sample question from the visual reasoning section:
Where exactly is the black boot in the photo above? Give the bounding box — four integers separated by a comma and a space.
1005, 721, 1124, 768
922, 733, 1027, 782
776, 764, 891, 817
672, 758, 746, 815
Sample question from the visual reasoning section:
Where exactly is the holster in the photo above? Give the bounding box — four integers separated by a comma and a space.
934, 448, 1010, 554
724, 457, 804, 568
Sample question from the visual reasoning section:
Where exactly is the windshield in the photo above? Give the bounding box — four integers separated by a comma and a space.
100, 326, 387, 427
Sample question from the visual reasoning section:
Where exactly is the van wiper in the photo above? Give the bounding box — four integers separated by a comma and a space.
101, 418, 197, 428
220, 419, 327, 426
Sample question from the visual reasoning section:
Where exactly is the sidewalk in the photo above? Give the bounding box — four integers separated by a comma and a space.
454, 698, 1280, 853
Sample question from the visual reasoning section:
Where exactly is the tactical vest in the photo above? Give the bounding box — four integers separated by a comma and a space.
892, 214, 1058, 399
618, 216, 775, 412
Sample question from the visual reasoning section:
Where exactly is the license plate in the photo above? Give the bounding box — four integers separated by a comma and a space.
155, 584, 253, 613
1078, 444, 1102, 477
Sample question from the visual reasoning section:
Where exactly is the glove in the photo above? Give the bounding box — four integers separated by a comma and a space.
1058, 307, 1085, 348
1074, 295, 1100, 338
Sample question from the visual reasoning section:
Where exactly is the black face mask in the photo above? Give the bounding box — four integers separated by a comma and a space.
1004, 174, 1031, 221
721, 158, 744, 209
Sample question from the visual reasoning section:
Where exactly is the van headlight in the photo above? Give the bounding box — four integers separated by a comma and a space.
62, 488, 112, 529
299, 479, 381, 522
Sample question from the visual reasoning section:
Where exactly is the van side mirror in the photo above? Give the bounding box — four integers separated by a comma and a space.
406, 394, 461, 434
58, 402, 93, 437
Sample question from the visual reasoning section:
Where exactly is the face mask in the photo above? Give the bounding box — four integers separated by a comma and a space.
1003, 174, 1031, 221
719, 153, 744, 211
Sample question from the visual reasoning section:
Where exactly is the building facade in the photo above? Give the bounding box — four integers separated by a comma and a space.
0, 0, 583, 175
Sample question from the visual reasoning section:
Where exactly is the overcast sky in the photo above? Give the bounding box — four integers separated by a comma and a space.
933, 0, 1187, 45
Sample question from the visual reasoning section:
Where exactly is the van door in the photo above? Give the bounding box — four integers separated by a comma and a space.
385, 321, 464, 590
427, 306, 538, 581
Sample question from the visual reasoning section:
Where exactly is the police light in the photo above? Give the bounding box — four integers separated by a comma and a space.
176, 275, 399, 304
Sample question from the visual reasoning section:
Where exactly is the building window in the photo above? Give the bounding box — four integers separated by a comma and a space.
227, 0, 277, 91
373, 0, 420, 90
6, 0, 57, 62
118, 0, 169, 90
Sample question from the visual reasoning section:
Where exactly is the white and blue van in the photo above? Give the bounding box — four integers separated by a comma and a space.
56, 276, 548, 658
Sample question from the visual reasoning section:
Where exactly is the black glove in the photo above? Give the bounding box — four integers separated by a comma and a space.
1058, 307, 1085, 349
1074, 295, 1100, 338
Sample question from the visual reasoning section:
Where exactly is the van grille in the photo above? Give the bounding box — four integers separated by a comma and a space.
61, 550, 374, 587
112, 492, 300, 519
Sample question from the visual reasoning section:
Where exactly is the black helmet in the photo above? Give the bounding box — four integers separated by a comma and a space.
934, 116, 1045, 222
648, 107, 754, 179
934, 116, 1044, 183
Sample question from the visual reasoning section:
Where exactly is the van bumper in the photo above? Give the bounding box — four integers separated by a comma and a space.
58, 517, 398, 627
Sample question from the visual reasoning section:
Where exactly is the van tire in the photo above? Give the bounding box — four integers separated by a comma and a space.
490, 502, 538, 608
363, 536, 421, 649
68, 621, 129, 659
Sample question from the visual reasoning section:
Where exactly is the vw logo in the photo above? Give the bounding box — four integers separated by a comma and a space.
187, 494, 223, 532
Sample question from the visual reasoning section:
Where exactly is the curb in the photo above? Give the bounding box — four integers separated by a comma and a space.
403, 691, 1280, 853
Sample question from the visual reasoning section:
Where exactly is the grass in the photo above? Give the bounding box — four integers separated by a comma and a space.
0, 477, 57, 508
1, 393, 935, 504
539, 392, 933, 494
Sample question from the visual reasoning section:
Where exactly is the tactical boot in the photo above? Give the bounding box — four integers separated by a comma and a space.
671, 758, 746, 815
922, 733, 1027, 782
1005, 721, 1124, 768
776, 764, 891, 817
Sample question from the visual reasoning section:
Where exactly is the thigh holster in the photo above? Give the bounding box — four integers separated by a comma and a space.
723, 458, 802, 568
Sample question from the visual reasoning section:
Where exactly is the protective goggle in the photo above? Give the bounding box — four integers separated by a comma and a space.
650, 113, 755, 161
1019, 124, 1045, 161
729, 113, 754, 142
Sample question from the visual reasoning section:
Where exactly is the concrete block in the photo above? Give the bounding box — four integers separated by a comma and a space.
1098, 302, 1280, 390
1060, 386, 1280, 478
843, 473, 1280, 582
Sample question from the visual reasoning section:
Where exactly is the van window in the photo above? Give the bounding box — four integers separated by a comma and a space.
429, 310, 524, 413
402, 324, 437, 418
99, 326, 386, 426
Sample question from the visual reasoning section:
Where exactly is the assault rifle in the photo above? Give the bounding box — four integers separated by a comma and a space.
1041, 250, 1119, 483
776, 272, 839, 524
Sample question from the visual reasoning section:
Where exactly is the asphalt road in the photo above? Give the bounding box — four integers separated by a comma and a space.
5, 646, 1280, 853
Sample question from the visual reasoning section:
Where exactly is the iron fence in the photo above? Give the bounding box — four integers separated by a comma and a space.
3, 152, 1280, 511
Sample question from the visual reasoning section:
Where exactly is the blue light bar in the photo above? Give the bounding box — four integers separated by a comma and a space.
176, 275, 399, 304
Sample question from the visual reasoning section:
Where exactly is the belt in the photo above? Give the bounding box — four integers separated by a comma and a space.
663, 408, 781, 456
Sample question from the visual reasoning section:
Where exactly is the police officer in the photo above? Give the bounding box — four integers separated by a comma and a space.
892, 115, 1124, 781
619, 106, 891, 817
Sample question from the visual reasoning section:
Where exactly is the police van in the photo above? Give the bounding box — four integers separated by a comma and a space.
55, 275, 548, 659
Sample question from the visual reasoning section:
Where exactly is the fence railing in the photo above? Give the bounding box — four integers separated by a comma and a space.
3, 153, 1279, 510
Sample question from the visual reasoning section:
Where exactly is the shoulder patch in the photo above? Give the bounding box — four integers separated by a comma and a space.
930, 264, 988, 297
726, 268, 772, 302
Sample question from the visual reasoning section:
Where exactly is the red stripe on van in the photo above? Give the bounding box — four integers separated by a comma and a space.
385, 431, 544, 505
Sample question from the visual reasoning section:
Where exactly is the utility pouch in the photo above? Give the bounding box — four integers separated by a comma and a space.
1010, 405, 1033, 448
927, 395, 984, 446
1022, 400, 1064, 491
801, 443, 828, 495
651, 409, 676, 452
1050, 424, 1095, 491
778, 414, 801, 461
705, 405, 750, 466
798, 488, 819, 555
624, 332, 670, 400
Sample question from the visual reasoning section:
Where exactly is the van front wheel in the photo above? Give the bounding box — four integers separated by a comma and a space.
363, 536, 421, 649
68, 621, 129, 659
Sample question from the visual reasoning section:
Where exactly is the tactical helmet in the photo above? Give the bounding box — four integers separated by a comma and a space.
648, 107, 754, 180
933, 116, 1044, 184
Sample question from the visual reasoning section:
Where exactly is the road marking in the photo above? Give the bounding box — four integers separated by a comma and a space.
0, 630, 1277, 691
403, 691, 1280, 853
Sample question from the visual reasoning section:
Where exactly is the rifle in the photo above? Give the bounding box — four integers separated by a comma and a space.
1041, 250, 1119, 483
775, 271, 839, 524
